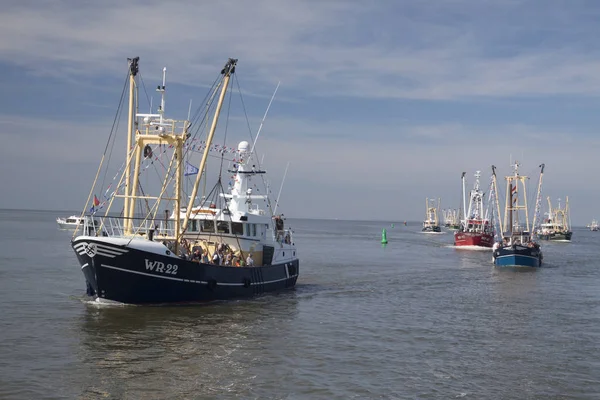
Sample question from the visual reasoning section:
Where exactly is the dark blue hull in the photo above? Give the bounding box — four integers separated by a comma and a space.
72, 238, 299, 304
493, 245, 542, 268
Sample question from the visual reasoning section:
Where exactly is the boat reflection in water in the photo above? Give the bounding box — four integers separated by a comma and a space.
77, 292, 300, 397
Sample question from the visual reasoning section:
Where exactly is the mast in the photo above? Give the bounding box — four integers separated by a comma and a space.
273, 161, 290, 215
124, 57, 139, 233
531, 163, 545, 234
491, 165, 504, 238
181, 58, 238, 238
461, 172, 466, 225
565, 196, 570, 231
504, 161, 531, 235
474, 171, 481, 220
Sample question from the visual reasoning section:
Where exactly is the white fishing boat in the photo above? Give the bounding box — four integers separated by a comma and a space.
71, 57, 299, 304
537, 197, 572, 241
588, 219, 599, 231
442, 208, 460, 230
422, 198, 441, 232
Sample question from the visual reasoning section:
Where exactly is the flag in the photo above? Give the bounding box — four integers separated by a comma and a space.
90, 194, 100, 213
184, 162, 199, 176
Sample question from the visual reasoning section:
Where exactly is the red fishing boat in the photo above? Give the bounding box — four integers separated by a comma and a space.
454, 171, 495, 248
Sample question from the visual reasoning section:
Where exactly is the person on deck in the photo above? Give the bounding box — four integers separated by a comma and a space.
191, 249, 202, 262
212, 251, 221, 265
201, 253, 209, 263
246, 253, 254, 267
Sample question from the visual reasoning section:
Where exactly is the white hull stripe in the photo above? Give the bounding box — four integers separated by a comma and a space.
81, 263, 89, 270
496, 255, 539, 260
74, 242, 129, 258
99, 264, 297, 286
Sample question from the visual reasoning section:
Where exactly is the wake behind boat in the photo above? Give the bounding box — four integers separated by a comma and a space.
454, 171, 495, 248
71, 57, 299, 304
492, 162, 543, 268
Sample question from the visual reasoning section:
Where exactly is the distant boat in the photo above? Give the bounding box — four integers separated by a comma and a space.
454, 171, 494, 248
442, 208, 460, 230
492, 162, 543, 268
536, 197, 572, 241
57, 215, 98, 231
422, 198, 441, 232
588, 219, 599, 231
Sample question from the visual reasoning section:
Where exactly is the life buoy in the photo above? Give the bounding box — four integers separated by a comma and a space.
243, 278, 251, 288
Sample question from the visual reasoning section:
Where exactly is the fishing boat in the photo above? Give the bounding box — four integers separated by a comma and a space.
537, 197, 572, 241
443, 209, 460, 230
422, 198, 441, 232
491, 162, 543, 267
71, 57, 299, 304
454, 171, 494, 248
588, 219, 599, 231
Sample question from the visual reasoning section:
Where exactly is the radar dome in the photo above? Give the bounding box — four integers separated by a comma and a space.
238, 141, 249, 152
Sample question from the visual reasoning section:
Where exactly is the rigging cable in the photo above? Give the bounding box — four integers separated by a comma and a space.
74, 68, 130, 239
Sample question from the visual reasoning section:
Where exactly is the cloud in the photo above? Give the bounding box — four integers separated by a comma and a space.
1, 108, 598, 224
2, 0, 600, 100
2, 0, 600, 225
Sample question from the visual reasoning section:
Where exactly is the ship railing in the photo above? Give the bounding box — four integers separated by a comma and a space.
83, 216, 176, 238
275, 228, 294, 245
137, 117, 189, 137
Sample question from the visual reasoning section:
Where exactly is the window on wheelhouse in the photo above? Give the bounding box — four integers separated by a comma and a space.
187, 220, 198, 232
201, 220, 215, 233
216, 221, 230, 234
251, 223, 257, 237
232, 222, 243, 235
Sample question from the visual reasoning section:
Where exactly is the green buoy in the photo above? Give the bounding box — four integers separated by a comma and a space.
381, 228, 388, 244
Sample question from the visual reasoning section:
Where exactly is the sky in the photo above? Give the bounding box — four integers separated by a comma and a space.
1, 0, 600, 225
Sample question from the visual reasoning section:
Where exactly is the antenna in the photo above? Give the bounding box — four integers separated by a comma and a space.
187, 99, 193, 120
156, 67, 166, 124
250, 81, 280, 156
273, 161, 290, 215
